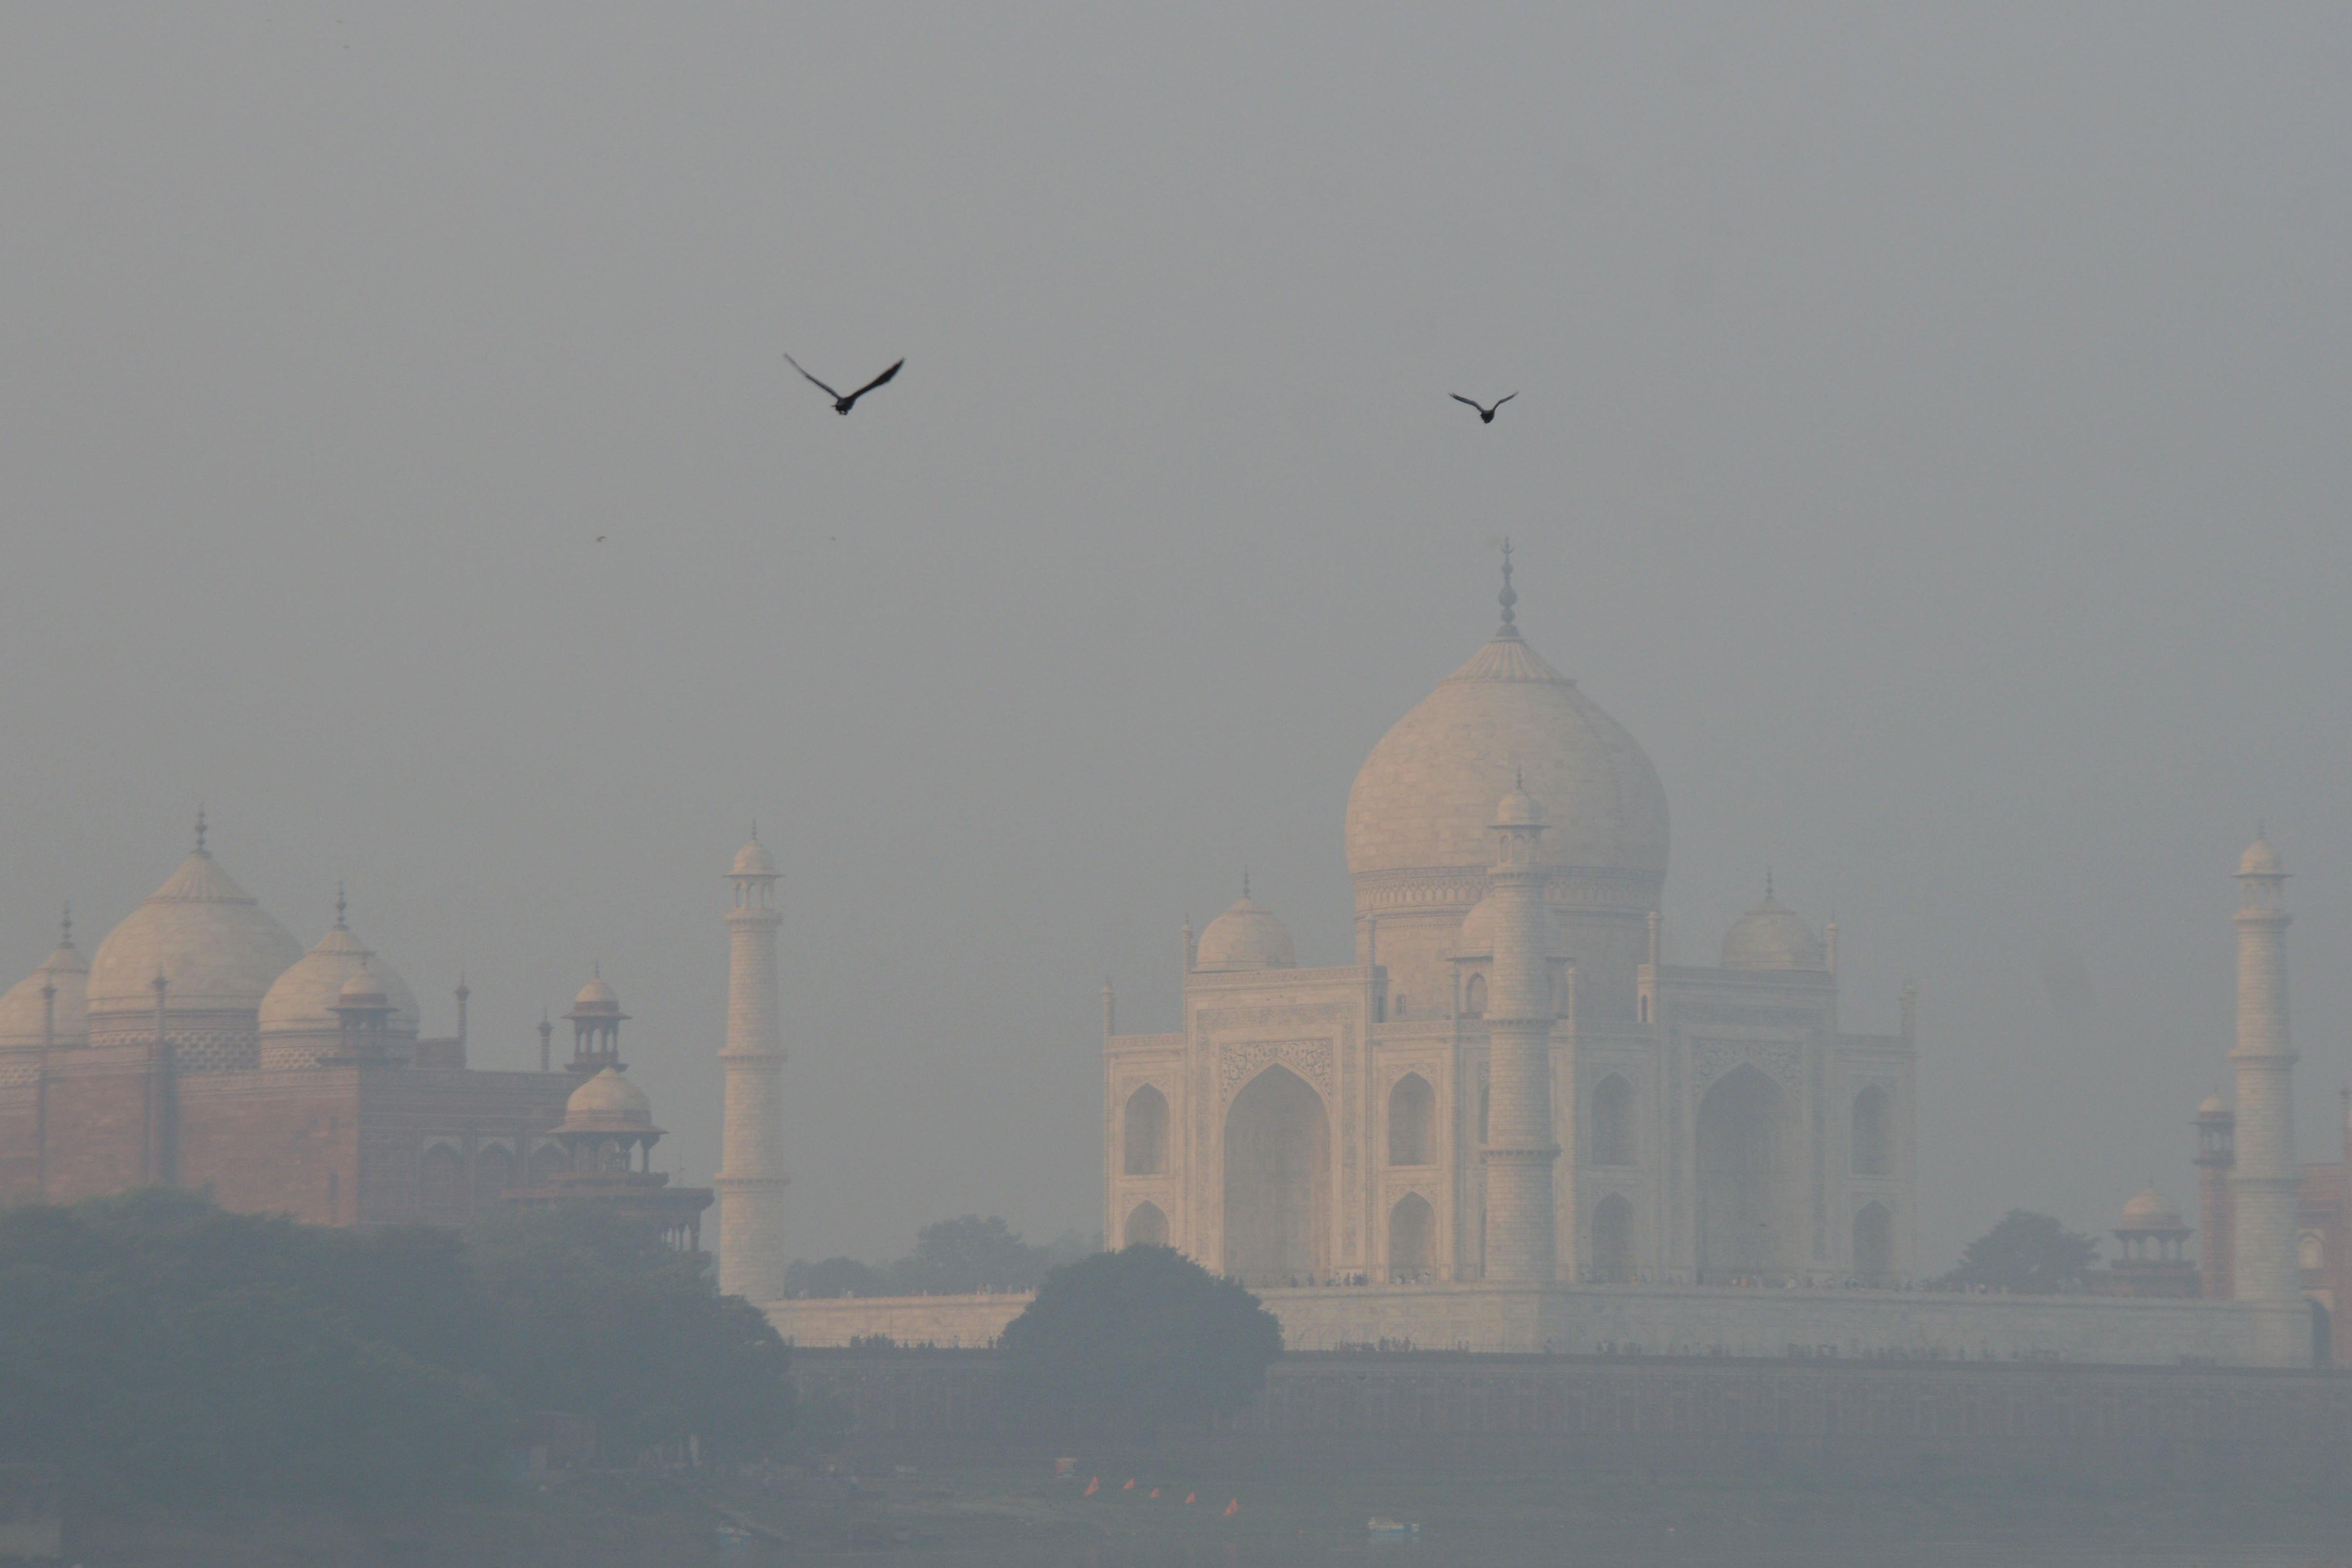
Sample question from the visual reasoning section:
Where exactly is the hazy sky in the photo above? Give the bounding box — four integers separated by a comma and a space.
3, 6, 2348, 1268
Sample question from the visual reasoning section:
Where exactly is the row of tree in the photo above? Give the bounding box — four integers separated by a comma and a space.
0, 1189, 797, 1507
783, 1213, 1096, 1296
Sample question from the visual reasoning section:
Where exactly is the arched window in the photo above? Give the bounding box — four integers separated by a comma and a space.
473, 1143, 514, 1201
1388, 1074, 1434, 1166
2303, 1232, 2325, 1271
1851, 1085, 1894, 1177
1591, 1192, 1634, 1282
1853, 1201, 1895, 1282
1123, 1085, 1168, 1176
1591, 1074, 1635, 1167
530, 1142, 568, 1182
419, 1144, 463, 1221
1124, 1201, 1168, 1247
1465, 974, 1487, 1016
1389, 1193, 1433, 1281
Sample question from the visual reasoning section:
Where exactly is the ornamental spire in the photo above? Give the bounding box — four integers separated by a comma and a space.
194, 805, 208, 857
59, 902, 72, 949
334, 881, 347, 929
1496, 538, 1518, 635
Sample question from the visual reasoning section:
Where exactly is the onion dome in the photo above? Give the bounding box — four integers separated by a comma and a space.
1456, 894, 1500, 957
2198, 1092, 2230, 1116
0, 912, 91, 1049
2239, 836, 2285, 877
731, 835, 781, 878
1720, 880, 1826, 972
1194, 889, 1297, 972
259, 906, 420, 1035
560, 1065, 657, 1134
1345, 550, 1667, 888
86, 819, 303, 1051
1495, 783, 1543, 830
2119, 1187, 2184, 1232
337, 967, 389, 1009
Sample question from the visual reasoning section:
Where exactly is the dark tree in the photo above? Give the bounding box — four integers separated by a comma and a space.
889, 1214, 1051, 1294
783, 1255, 886, 1298
1000, 1244, 1282, 1440
1934, 1209, 2101, 1293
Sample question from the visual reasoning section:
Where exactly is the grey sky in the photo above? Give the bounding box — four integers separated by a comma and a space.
2, 5, 2348, 1266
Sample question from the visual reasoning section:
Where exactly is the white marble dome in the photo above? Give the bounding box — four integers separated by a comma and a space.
1195, 895, 1297, 972
0, 928, 90, 1049
563, 1065, 655, 1132
2120, 1187, 2184, 1232
1345, 625, 1668, 885
87, 850, 303, 1025
258, 919, 421, 1038
1721, 892, 1825, 971
2240, 837, 2284, 877
732, 837, 781, 877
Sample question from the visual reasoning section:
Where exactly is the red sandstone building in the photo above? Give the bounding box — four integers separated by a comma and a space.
0, 819, 705, 1239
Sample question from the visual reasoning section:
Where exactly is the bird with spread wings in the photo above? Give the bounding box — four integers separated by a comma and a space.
785, 353, 905, 415
1451, 392, 1517, 424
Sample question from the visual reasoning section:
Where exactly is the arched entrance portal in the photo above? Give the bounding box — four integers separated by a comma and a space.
1853, 1201, 1894, 1282
1124, 1201, 1168, 1248
1389, 1193, 1433, 1281
1695, 1065, 1799, 1283
1222, 1065, 1330, 1285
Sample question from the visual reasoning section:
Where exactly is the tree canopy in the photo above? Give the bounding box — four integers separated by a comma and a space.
0, 1189, 798, 1509
999, 1243, 1282, 1440
784, 1214, 1096, 1297
1933, 1209, 2101, 1293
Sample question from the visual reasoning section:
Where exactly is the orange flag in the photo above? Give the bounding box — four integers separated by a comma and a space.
1083, 1477, 1099, 1496
1223, 1499, 1239, 1517
1149, 1488, 1160, 1499
1184, 1492, 1196, 1505
1123, 1479, 1135, 1491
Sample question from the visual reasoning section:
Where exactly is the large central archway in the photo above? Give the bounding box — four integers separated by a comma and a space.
1695, 1064, 1799, 1283
1222, 1065, 1331, 1285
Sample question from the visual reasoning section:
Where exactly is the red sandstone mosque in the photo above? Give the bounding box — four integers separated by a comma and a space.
0, 811, 708, 1245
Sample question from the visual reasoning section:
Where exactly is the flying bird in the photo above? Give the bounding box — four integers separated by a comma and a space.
1451, 393, 1517, 424
785, 352, 905, 415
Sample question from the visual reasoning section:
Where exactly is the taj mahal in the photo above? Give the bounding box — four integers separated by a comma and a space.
758, 555, 2316, 1369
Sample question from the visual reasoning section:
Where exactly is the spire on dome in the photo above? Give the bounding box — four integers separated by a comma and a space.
59, 903, 72, 949
334, 882, 347, 929
1496, 538, 1518, 636
1241, 869, 1250, 900
1765, 868, 1774, 901
194, 806, 209, 858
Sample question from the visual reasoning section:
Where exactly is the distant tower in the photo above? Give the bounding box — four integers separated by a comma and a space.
1482, 781, 1561, 1283
2229, 835, 2300, 1314
564, 967, 627, 1074
2195, 1093, 2235, 1299
715, 832, 790, 1303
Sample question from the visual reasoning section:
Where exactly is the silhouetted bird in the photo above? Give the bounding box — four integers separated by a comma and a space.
1451, 393, 1517, 424
785, 353, 905, 415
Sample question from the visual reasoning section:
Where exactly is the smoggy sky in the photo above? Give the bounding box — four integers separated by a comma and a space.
2, 6, 2348, 1267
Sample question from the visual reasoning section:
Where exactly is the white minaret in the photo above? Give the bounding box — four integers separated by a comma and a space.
715, 831, 790, 1302
1482, 780, 1561, 1283
2229, 833, 2298, 1312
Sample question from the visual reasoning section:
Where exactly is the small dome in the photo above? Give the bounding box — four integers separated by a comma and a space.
571, 972, 621, 1014
1494, 785, 1543, 830
732, 837, 781, 877
2198, 1092, 2230, 1116
337, 968, 388, 1007
1194, 896, 1296, 972
1721, 892, 1825, 972
2119, 1187, 2183, 1232
2240, 837, 2285, 877
0, 934, 91, 1049
258, 920, 420, 1038
1456, 894, 1500, 957
562, 1065, 655, 1132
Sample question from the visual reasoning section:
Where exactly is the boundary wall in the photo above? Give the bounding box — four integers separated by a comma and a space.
765, 1280, 2304, 1367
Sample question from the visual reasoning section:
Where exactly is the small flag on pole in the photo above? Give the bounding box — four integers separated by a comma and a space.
1084, 1477, 1099, 1496
1224, 1499, 1240, 1517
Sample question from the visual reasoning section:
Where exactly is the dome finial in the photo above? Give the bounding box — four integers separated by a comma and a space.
1241, 868, 1250, 900
59, 902, 72, 949
750, 819, 759, 842
194, 805, 208, 857
1764, 868, 1773, 901
1496, 537, 1518, 633
333, 881, 346, 929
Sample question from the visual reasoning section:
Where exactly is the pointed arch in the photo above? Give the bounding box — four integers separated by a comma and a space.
1591, 1073, 1635, 1167
1389, 1192, 1434, 1281
1387, 1073, 1434, 1166
1123, 1201, 1168, 1248
1222, 1065, 1330, 1285
1465, 973, 1487, 1016
473, 1142, 514, 1201
1853, 1200, 1895, 1282
1123, 1084, 1168, 1176
1591, 1192, 1635, 1282
1696, 1064, 1799, 1283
